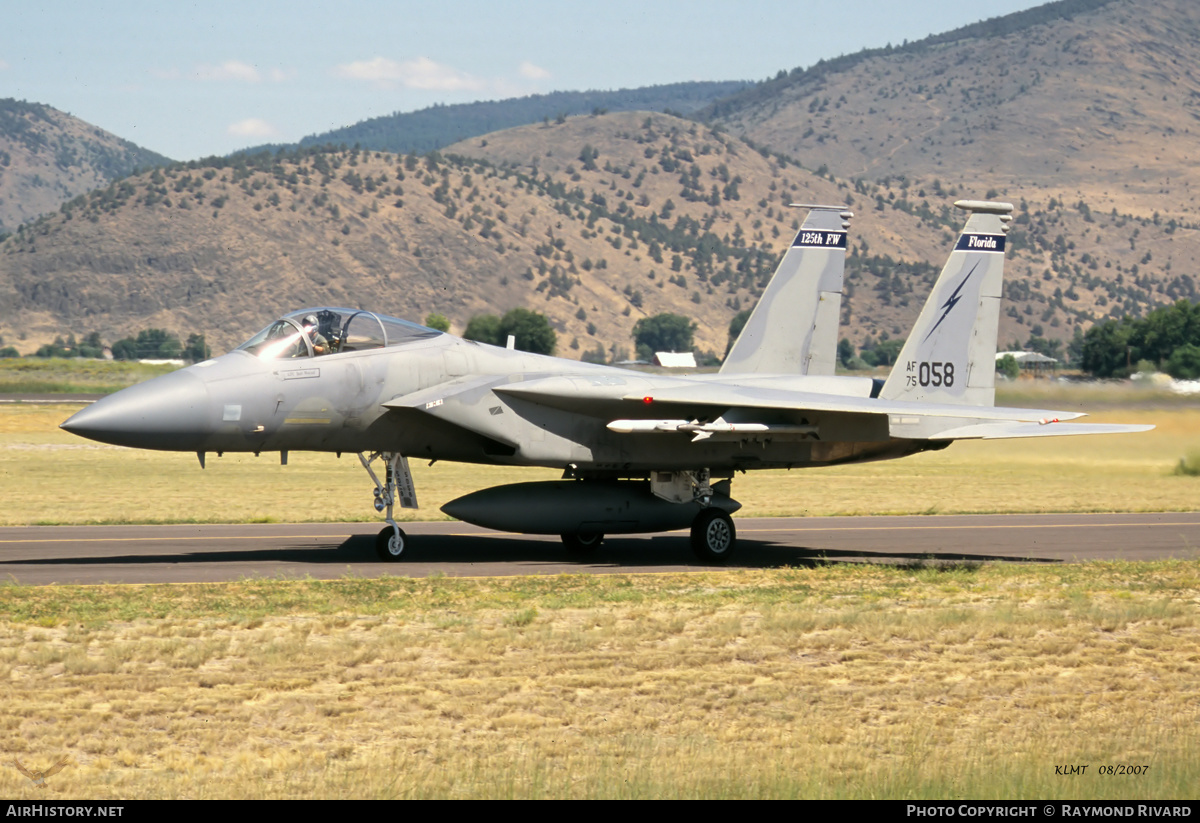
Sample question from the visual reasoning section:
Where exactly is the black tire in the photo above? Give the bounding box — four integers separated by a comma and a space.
561, 532, 604, 553
375, 525, 408, 561
690, 509, 736, 563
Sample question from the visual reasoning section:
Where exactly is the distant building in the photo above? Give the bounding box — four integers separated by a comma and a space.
996, 351, 1058, 376
653, 352, 697, 368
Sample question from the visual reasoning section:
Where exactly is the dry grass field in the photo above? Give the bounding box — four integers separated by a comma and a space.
0, 394, 1196, 526
2, 386, 1196, 798
0, 566, 1196, 799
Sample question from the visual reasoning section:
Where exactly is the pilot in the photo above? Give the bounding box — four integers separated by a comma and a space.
302, 314, 330, 356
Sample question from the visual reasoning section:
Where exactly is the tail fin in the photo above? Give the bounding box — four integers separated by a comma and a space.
880, 200, 1013, 406
720, 205, 851, 376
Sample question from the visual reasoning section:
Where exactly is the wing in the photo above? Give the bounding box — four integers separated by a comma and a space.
43, 757, 69, 777
378, 367, 1150, 462
494, 373, 1073, 420
491, 373, 1150, 442
12, 758, 34, 779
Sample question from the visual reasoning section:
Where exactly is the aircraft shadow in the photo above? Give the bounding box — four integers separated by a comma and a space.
0, 532, 1061, 570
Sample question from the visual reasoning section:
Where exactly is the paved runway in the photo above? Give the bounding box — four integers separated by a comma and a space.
1, 512, 1197, 585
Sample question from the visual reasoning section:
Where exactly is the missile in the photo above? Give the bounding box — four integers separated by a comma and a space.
606, 419, 818, 441
605, 419, 690, 433
442, 480, 740, 535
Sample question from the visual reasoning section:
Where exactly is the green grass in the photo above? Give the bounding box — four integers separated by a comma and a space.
0, 358, 178, 395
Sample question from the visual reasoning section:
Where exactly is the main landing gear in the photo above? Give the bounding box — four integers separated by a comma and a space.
655, 468, 739, 564
358, 457, 739, 564
359, 451, 418, 561
690, 508, 736, 563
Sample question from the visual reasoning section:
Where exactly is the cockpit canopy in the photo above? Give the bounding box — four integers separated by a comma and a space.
236, 308, 442, 360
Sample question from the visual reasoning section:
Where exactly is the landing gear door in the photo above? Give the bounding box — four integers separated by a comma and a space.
393, 455, 418, 510
652, 471, 699, 504
651, 470, 714, 505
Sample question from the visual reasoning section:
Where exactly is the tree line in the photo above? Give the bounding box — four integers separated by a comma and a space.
1078, 299, 1200, 379
18, 298, 1197, 380
0, 329, 210, 361
449, 308, 703, 364
232, 82, 748, 158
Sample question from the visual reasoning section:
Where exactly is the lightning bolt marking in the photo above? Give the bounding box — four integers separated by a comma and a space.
922, 260, 981, 343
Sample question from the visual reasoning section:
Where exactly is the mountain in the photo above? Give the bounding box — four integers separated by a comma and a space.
240, 81, 748, 158
704, 0, 1200, 223
3, 0, 1198, 362
446, 113, 1200, 358
3, 111, 1194, 363
0, 83, 744, 235
0, 99, 171, 233
1, 113, 858, 357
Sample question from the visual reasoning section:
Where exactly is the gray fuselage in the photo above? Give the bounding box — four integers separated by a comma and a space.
63, 332, 933, 474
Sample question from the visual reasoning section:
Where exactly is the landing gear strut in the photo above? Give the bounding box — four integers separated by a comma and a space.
359, 451, 418, 561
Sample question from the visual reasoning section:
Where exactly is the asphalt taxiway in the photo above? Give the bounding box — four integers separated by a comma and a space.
0, 512, 1197, 585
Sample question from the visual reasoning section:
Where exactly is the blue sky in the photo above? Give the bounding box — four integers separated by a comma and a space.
4, 0, 1046, 161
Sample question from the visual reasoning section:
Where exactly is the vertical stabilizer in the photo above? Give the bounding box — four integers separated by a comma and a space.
720, 205, 851, 375
880, 200, 1013, 406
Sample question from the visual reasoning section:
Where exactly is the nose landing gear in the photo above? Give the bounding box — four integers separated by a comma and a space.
376, 524, 407, 560
359, 451, 418, 561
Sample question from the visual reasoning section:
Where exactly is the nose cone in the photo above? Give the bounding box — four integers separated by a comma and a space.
61, 369, 213, 450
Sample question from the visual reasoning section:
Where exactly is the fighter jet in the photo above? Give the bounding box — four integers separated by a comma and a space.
62, 200, 1151, 562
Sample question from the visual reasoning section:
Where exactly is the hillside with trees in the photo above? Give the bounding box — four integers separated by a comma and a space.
4, 0, 1200, 367
241, 82, 748, 158
3, 110, 1197, 365
0, 99, 170, 233
705, 0, 1200, 224
2, 113, 868, 358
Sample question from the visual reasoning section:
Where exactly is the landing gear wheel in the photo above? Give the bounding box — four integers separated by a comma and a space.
375, 525, 408, 561
691, 509, 736, 563
561, 532, 604, 553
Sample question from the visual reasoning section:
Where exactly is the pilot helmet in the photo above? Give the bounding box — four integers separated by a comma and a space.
303, 314, 318, 329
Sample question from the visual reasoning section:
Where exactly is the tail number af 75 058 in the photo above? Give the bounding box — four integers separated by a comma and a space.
904, 361, 955, 388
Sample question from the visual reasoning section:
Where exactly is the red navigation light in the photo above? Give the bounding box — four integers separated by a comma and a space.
642, 396, 653, 405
